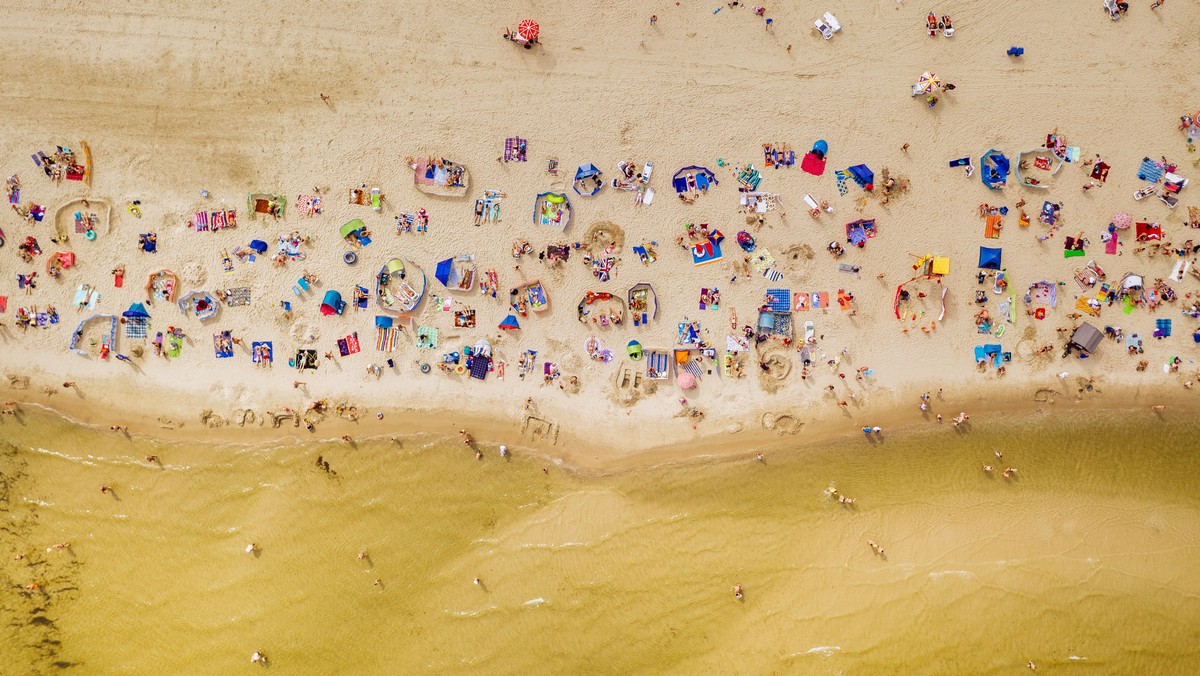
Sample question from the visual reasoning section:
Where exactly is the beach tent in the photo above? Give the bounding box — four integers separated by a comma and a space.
672, 166, 719, 193
978, 247, 1003, 270
340, 219, 367, 246
320, 289, 345, 316
499, 314, 520, 330
375, 316, 394, 328
122, 302, 150, 319
847, 164, 874, 191
435, 255, 475, 290
574, 163, 603, 196
533, 192, 572, 230
177, 290, 219, 321
980, 150, 1010, 190
1070, 322, 1104, 354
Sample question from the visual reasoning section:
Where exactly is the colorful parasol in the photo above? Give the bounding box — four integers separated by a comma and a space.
1111, 211, 1132, 230
517, 19, 539, 42
916, 71, 943, 94
676, 371, 696, 389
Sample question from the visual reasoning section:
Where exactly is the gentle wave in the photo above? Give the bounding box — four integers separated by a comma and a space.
787, 646, 841, 658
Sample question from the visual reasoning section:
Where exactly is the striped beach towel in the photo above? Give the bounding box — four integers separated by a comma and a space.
193, 211, 209, 232
376, 327, 398, 352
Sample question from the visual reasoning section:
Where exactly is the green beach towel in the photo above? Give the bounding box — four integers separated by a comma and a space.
166, 336, 183, 358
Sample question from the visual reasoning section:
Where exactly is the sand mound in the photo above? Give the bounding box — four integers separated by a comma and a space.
762, 412, 803, 435
582, 220, 624, 253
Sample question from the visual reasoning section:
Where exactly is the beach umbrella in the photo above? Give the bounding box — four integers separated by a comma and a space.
1112, 211, 1132, 229
676, 371, 696, 389
517, 19, 539, 42
499, 314, 521, 330
916, 71, 943, 94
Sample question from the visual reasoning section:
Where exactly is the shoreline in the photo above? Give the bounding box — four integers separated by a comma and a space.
5, 370, 1194, 473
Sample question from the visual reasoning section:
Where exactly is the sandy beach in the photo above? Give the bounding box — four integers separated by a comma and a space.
5, 3, 1200, 672
3, 1, 1200, 462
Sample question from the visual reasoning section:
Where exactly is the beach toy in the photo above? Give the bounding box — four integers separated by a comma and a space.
454, 364, 467, 375
85, 229, 96, 241
627, 340, 643, 361
419, 362, 431, 373
343, 251, 358, 265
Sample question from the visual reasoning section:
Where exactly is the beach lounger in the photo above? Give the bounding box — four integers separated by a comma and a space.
814, 17, 833, 39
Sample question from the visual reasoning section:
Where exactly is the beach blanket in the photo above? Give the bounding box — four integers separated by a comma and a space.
1126, 334, 1142, 352
416, 326, 438, 349
699, 288, 720, 310
1135, 222, 1161, 241
223, 287, 251, 306
376, 327, 398, 352
800, 152, 826, 176
1074, 297, 1100, 316
470, 354, 491, 380
764, 289, 791, 313
296, 195, 322, 216
0, 296, 6, 313
73, 285, 99, 310
166, 336, 183, 358
1154, 318, 1172, 338
124, 317, 148, 339
214, 333, 234, 358
1136, 157, 1164, 183
252, 341, 273, 363
293, 349, 319, 370
793, 292, 809, 311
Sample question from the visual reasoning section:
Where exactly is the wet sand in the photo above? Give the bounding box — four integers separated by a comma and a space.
3, 412, 1200, 674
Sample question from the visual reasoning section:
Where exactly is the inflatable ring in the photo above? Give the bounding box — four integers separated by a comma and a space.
454, 364, 467, 375
85, 229, 97, 241
343, 251, 357, 265
419, 363, 431, 374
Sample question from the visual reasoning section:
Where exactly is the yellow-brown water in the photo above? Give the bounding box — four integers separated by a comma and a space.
3, 410, 1200, 674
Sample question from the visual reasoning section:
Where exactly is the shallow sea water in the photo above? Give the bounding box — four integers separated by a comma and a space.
3, 410, 1199, 674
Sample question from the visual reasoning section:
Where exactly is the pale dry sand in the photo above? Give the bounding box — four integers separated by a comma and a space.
1, 1, 1199, 466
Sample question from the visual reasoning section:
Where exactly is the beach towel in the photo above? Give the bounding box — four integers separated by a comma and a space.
1074, 297, 1100, 316
984, 214, 1002, 239
1105, 236, 1118, 255
252, 341, 273, 363
73, 285, 99, 310
193, 211, 209, 232
1126, 334, 1142, 352
1154, 318, 1172, 338
810, 291, 830, 309
0, 296, 6, 313
834, 170, 850, 196
793, 293, 809, 311
800, 152, 826, 176
1135, 222, 1161, 241
376, 327, 398, 352
166, 336, 183, 358
837, 290, 853, 311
